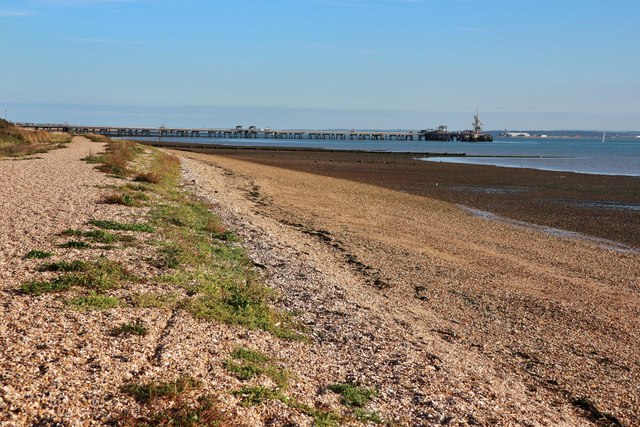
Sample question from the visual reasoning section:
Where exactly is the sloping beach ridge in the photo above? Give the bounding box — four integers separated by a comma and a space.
1, 135, 639, 426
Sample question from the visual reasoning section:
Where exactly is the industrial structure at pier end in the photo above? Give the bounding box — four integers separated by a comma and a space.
457, 108, 493, 142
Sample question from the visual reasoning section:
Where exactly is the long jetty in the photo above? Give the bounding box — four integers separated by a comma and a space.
19, 123, 491, 142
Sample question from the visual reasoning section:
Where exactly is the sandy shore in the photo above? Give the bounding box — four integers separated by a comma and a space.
177, 150, 640, 426
166, 147, 640, 250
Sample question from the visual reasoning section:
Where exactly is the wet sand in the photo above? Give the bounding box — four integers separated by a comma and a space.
172, 147, 640, 249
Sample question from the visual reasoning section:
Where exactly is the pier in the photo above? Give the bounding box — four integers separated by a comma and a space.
18, 123, 493, 142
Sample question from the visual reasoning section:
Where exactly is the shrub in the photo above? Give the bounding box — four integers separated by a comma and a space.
102, 192, 137, 207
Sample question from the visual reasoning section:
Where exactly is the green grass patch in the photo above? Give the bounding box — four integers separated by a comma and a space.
67, 292, 121, 310
154, 244, 184, 269
181, 278, 301, 340
223, 360, 263, 381
223, 347, 287, 387
112, 321, 148, 337
40, 260, 89, 272
131, 292, 179, 309
230, 347, 270, 364
58, 240, 92, 249
24, 250, 52, 259
353, 408, 383, 424
89, 219, 155, 233
232, 386, 284, 407
126, 395, 228, 427
231, 386, 341, 425
121, 377, 199, 404
40, 258, 132, 291
20, 278, 71, 295
286, 400, 342, 427
60, 228, 134, 245
150, 201, 225, 235
60, 228, 85, 237
327, 383, 376, 408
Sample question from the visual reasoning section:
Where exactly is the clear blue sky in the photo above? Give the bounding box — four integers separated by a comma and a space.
2, 0, 639, 130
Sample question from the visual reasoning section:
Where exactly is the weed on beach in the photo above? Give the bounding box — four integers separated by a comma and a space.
58, 240, 92, 249
327, 382, 385, 424
89, 219, 155, 233
101, 192, 139, 207
232, 386, 284, 407
24, 250, 52, 259
37, 258, 132, 291
40, 260, 89, 272
60, 228, 135, 245
21, 279, 71, 295
131, 292, 179, 309
81, 153, 104, 164
224, 347, 288, 386
134, 172, 162, 184
327, 383, 376, 408
121, 377, 199, 404
112, 321, 148, 337
231, 386, 341, 425
66, 293, 121, 310
119, 395, 229, 427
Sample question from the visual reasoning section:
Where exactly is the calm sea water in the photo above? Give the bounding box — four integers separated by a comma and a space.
132, 136, 640, 177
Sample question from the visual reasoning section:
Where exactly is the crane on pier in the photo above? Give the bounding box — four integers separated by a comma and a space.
473, 106, 483, 136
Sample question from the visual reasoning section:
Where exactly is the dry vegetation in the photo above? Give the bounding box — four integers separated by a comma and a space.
0, 119, 70, 157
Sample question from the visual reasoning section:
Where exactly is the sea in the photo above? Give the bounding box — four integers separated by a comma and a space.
131, 136, 640, 177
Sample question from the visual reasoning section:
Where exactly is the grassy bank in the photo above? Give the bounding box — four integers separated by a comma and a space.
25, 137, 301, 337
19, 138, 317, 425
0, 119, 71, 157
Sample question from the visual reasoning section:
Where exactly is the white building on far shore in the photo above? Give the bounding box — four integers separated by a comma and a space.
504, 131, 531, 137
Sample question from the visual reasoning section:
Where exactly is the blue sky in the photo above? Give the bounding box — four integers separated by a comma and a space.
1, 0, 639, 130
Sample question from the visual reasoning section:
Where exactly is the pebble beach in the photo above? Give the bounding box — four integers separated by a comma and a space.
1, 138, 639, 426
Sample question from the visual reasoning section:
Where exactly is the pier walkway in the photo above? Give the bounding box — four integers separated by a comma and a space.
19, 124, 491, 142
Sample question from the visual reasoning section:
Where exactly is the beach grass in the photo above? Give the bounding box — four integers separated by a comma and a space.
0, 119, 71, 157
75, 139, 304, 340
